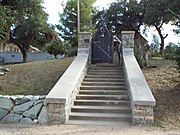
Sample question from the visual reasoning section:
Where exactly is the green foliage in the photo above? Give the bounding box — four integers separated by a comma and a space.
163, 42, 180, 71
65, 47, 77, 57
134, 46, 145, 67
164, 42, 179, 60
149, 34, 161, 57
143, 0, 178, 55
150, 35, 160, 51
165, 0, 180, 34
94, 0, 144, 34
0, 5, 13, 41
0, 0, 52, 62
46, 39, 65, 59
57, 0, 96, 47
175, 47, 180, 71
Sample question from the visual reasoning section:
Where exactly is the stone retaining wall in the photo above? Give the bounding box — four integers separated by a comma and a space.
0, 95, 47, 124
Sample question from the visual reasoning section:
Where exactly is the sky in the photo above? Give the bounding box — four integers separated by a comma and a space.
43, 0, 180, 45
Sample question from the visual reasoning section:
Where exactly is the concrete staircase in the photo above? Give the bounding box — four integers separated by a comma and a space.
67, 64, 132, 125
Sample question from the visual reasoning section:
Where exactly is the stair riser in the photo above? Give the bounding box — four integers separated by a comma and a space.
69, 116, 131, 121
85, 75, 124, 78
84, 79, 125, 82
71, 108, 131, 114
88, 70, 123, 72
80, 86, 127, 90
81, 83, 125, 86
76, 96, 129, 100
87, 71, 124, 75
79, 91, 128, 95
74, 101, 130, 106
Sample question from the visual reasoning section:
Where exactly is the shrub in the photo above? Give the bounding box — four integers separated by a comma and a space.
134, 46, 145, 68
175, 47, 180, 71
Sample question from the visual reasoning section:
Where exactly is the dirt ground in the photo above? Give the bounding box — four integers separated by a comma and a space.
0, 123, 180, 135
143, 60, 180, 129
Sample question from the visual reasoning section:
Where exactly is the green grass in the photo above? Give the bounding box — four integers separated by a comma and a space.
0, 57, 74, 95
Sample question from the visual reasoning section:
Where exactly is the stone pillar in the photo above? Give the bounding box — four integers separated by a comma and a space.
78, 32, 92, 65
121, 31, 135, 57
121, 31, 135, 48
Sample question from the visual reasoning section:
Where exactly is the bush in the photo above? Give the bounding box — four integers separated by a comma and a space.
164, 43, 179, 60
46, 39, 65, 59
175, 47, 180, 71
134, 46, 145, 68
65, 47, 77, 57
149, 50, 161, 57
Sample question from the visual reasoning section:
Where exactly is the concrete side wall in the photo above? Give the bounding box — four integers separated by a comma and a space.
123, 48, 156, 125
44, 48, 90, 123
0, 52, 63, 63
121, 31, 156, 125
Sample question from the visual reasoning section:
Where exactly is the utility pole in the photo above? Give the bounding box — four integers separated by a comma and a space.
77, 0, 80, 33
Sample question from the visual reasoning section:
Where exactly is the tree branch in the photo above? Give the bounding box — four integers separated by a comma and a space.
164, 34, 168, 39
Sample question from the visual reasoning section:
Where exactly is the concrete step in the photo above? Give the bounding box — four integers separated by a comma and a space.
88, 69, 123, 72
74, 99, 130, 106
79, 90, 128, 95
69, 112, 131, 121
76, 95, 129, 100
81, 82, 125, 86
93, 63, 122, 67
84, 78, 125, 82
87, 72, 124, 76
80, 86, 127, 90
87, 72, 123, 75
68, 63, 132, 125
85, 74, 124, 78
71, 106, 131, 114
89, 66, 122, 69
66, 120, 131, 126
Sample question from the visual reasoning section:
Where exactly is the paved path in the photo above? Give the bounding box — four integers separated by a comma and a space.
0, 123, 180, 135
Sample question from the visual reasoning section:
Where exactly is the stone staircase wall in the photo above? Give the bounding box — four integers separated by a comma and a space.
45, 32, 92, 124
0, 95, 47, 124
122, 31, 156, 125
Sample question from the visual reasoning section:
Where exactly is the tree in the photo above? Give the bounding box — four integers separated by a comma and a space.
164, 42, 179, 60
57, 0, 96, 47
175, 46, 180, 71
46, 39, 65, 59
0, 0, 52, 62
0, 4, 13, 44
143, 0, 173, 55
93, 0, 145, 35
148, 34, 160, 57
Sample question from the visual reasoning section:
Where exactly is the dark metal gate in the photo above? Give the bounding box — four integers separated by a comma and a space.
91, 25, 113, 64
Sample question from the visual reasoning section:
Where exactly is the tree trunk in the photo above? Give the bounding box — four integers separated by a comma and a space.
154, 25, 167, 56
18, 45, 28, 63
54, 55, 57, 59
22, 49, 28, 63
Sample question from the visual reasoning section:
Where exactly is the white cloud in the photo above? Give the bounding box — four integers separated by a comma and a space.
43, 0, 63, 25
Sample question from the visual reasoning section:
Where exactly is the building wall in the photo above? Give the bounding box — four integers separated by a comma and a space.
0, 52, 63, 64
0, 43, 20, 52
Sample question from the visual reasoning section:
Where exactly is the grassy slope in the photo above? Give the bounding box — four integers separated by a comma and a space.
0, 57, 74, 95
